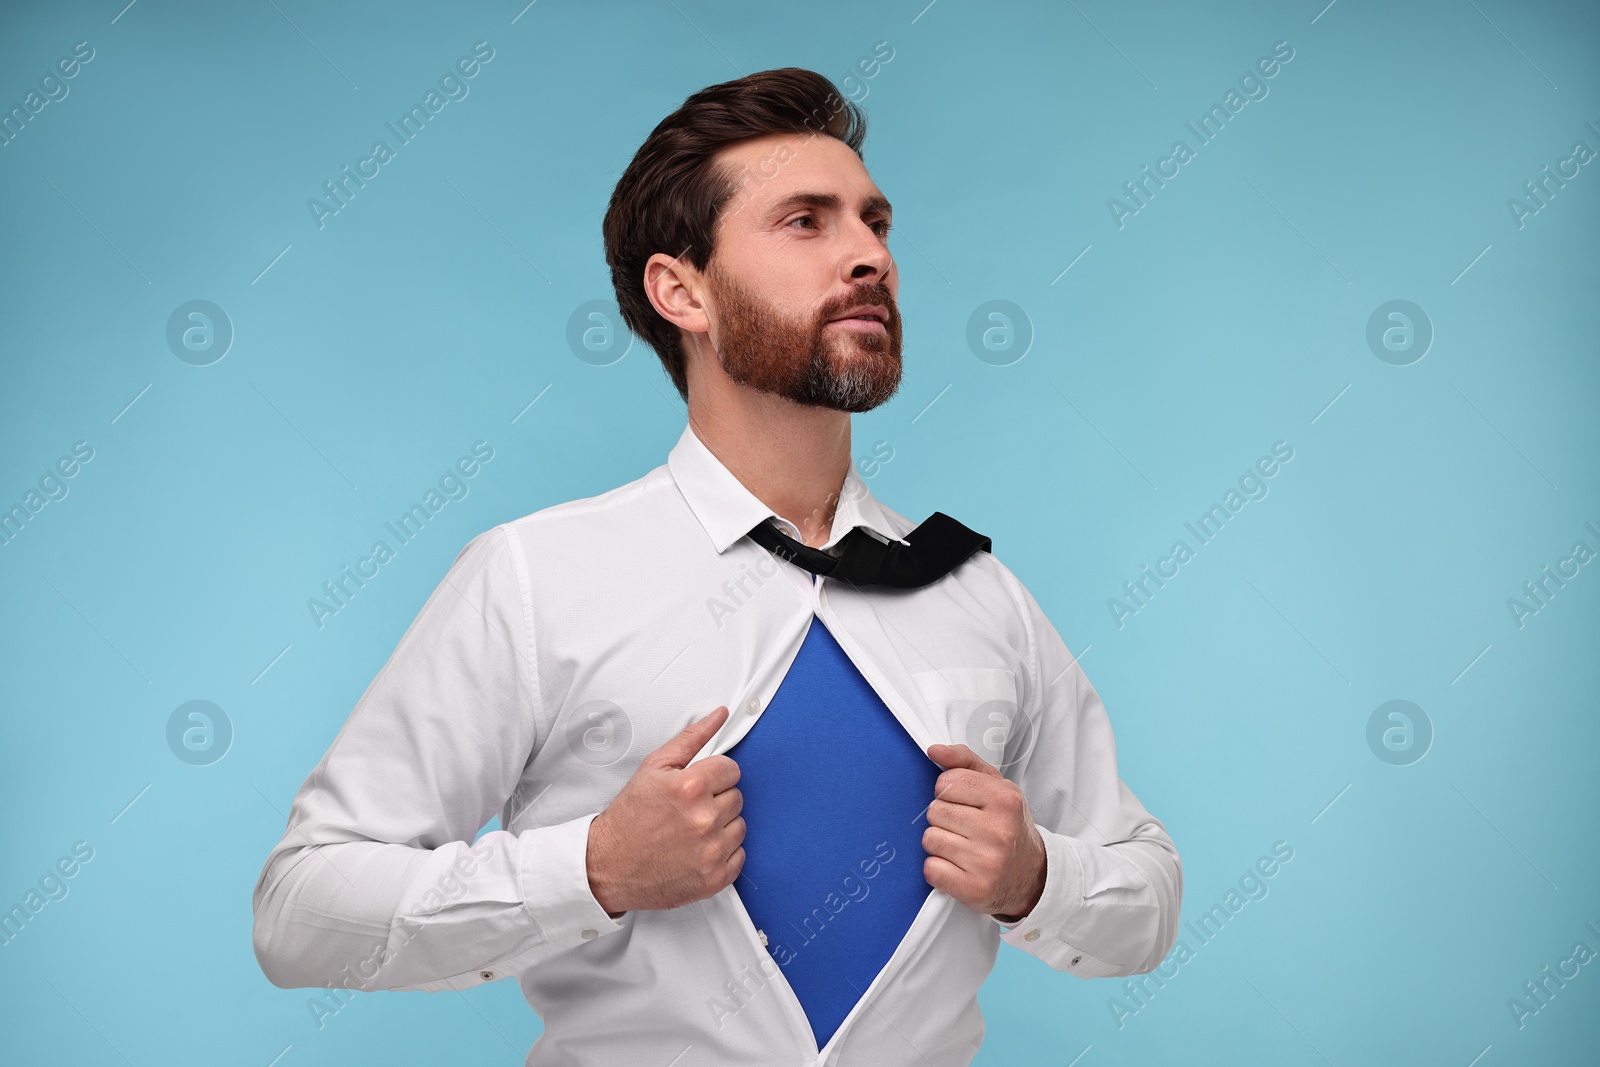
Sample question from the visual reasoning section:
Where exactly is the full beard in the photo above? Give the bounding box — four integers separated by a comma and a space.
707, 262, 903, 413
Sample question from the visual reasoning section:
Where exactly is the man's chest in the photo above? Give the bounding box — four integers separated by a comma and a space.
510, 543, 1030, 830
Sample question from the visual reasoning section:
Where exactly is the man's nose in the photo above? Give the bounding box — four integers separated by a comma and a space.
845, 223, 893, 285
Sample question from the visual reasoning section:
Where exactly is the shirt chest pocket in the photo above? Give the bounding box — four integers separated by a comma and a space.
908, 667, 1034, 776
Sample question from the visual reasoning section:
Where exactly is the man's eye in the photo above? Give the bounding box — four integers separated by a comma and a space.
786, 214, 891, 236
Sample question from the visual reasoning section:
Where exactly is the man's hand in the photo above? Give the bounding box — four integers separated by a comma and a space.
585, 706, 745, 917
923, 743, 1046, 923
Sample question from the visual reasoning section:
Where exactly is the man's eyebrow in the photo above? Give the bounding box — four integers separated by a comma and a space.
766, 191, 893, 222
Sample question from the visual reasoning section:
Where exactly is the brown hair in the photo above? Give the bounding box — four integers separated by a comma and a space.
602, 68, 867, 401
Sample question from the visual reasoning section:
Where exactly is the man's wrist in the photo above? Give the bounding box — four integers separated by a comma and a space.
585, 811, 627, 918
990, 829, 1047, 923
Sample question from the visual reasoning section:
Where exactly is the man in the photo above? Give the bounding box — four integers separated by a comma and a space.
253, 67, 1181, 1065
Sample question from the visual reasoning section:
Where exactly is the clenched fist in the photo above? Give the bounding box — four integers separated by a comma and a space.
923, 743, 1047, 923
585, 705, 745, 916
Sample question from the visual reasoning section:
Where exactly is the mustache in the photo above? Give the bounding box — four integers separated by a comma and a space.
821, 285, 897, 321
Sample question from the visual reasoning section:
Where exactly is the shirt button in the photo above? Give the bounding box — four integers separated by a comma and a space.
581, 928, 598, 940
1071, 955, 1082, 965
1023, 930, 1040, 942
479, 970, 495, 981
745, 697, 760, 714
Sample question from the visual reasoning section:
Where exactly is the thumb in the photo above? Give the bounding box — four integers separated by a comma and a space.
926, 742, 1004, 779
647, 705, 729, 770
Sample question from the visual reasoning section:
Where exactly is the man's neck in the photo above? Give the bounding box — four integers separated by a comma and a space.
687, 391, 851, 550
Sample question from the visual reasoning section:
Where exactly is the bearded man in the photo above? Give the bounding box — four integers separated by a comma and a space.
252, 66, 1182, 1067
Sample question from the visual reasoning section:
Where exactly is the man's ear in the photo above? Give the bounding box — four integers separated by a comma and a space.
644, 252, 711, 339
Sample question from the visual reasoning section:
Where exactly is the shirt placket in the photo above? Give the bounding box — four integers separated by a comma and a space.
695, 552, 828, 1062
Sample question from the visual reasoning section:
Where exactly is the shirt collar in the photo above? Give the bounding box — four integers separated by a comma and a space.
667, 421, 905, 555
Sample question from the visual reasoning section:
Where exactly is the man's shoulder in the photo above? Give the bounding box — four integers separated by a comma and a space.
447, 461, 679, 564
503, 461, 680, 537
887, 502, 1025, 594
874, 500, 1036, 625
931, 513, 1068, 658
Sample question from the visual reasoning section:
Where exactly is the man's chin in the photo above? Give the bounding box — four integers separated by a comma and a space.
821, 368, 903, 412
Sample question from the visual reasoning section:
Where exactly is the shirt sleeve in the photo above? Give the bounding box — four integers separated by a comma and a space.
250, 524, 625, 994
986, 565, 1183, 979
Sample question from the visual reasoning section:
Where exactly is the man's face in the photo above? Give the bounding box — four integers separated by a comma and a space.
698, 132, 902, 412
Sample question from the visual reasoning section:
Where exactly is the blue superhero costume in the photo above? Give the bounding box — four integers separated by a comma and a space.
726, 611, 941, 1049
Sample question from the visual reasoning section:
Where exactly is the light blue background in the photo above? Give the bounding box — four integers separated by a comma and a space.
2, 1, 1597, 1064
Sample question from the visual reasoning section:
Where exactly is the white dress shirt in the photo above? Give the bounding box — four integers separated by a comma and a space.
252, 422, 1183, 1066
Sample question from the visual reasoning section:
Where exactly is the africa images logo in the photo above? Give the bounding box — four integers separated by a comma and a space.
1106, 40, 1296, 229
306, 42, 495, 229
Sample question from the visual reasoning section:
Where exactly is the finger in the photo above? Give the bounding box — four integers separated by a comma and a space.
922, 825, 978, 870
681, 751, 742, 799
925, 796, 979, 835
718, 785, 744, 824
931, 767, 999, 809
692, 753, 742, 795
648, 706, 729, 769
718, 813, 749, 886
923, 854, 976, 902
926, 743, 1003, 779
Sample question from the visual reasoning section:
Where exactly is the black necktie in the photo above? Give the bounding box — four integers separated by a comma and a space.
745, 512, 992, 589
